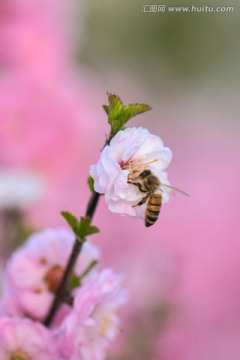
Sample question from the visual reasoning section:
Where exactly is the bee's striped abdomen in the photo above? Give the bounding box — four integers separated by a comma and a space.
145, 192, 162, 227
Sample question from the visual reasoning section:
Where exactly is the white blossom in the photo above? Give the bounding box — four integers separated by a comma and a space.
90, 127, 172, 218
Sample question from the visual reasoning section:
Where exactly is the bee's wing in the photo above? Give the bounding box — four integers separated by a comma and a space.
160, 184, 190, 197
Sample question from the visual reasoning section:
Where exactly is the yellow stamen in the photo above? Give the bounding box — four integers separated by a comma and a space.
122, 158, 159, 183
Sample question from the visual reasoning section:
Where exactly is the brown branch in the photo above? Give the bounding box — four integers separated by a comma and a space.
43, 137, 111, 327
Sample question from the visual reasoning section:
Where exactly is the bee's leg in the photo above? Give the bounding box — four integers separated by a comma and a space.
127, 181, 147, 193
132, 194, 150, 207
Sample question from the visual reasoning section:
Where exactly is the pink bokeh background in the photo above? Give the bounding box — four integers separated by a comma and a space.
0, 1, 240, 359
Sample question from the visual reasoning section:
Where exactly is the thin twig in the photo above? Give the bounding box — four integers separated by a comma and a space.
86, 192, 101, 218
43, 137, 111, 327
44, 238, 83, 326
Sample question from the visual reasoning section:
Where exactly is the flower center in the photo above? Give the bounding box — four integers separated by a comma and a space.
8, 349, 31, 360
98, 312, 117, 337
121, 159, 158, 183
44, 264, 64, 293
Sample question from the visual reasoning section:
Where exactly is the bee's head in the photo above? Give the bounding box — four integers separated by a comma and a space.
139, 169, 151, 178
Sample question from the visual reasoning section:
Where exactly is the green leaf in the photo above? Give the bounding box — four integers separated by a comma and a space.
79, 259, 98, 279
61, 211, 79, 235
103, 93, 152, 137
69, 274, 81, 290
102, 104, 109, 115
69, 259, 98, 290
87, 176, 95, 193
77, 217, 99, 238
62, 213, 99, 240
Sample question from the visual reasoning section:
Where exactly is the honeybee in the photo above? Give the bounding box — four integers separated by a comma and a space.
128, 169, 189, 227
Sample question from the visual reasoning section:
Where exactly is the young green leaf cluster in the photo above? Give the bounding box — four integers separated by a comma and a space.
61, 212, 99, 242
103, 93, 151, 138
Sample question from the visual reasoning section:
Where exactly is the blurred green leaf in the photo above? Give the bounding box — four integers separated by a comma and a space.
69, 274, 81, 290
69, 259, 98, 290
79, 259, 98, 279
88, 176, 95, 193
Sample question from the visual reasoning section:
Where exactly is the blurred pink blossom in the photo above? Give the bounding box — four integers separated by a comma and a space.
0, 288, 22, 318
0, 0, 72, 83
56, 269, 127, 360
3, 228, 100, 320
0, 317, 57, 359
0, 228, 127, 360
0, 0, 102, 227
